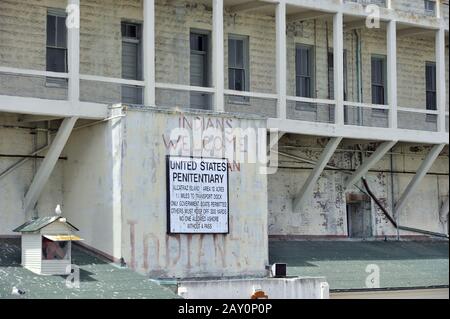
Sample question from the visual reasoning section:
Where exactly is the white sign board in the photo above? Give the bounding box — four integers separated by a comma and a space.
167, 156, 229, 234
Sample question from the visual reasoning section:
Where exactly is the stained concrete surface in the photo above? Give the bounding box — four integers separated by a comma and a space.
0, 239, 179, 299
269, 240, 449, 290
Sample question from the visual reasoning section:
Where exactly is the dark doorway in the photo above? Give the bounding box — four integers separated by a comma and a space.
347, 194, 373, 239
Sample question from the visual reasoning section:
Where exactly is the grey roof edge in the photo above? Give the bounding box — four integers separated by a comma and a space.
13, 216, 79, 233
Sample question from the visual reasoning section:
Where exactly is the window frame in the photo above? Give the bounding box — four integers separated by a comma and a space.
228, 34, 250, 104
295, 43, 316, 112
371, 54, 388, 116
121, 21, 143, 105
46, 8, 68, 88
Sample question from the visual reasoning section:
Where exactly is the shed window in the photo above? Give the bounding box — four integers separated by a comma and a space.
46, 9, 68, 87
42, 237, 70, 260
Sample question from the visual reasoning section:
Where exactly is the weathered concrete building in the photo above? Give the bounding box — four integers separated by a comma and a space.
0, 0, 449, 286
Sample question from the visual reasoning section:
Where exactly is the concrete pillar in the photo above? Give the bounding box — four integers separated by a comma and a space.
276, 1, 287, 119
333, 11, 344, 126
143, 0, 156, 106
436, 28, 446, 132
67, 0, 80, 103
387, 20, 398, 129
213, 0, 225, 112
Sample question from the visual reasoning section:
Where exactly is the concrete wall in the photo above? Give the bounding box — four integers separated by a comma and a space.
178, 277, 329, 299
62, 107, 269, 278
120, 109, 268, 278
0, 114, 64, 235
268, 135, 449, 238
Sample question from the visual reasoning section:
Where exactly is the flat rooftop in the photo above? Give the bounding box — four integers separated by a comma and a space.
0, 239, 179, 299
269, 240, 449, 291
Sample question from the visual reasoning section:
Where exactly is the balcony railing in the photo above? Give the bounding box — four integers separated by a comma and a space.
0, 0, 448, 142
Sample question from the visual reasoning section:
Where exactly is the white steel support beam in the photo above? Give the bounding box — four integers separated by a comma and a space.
387, 20, 398, 129
333, 11, 344, 126
276, 1, 287, 119
23, 117, 78, 215
436, 27, 447, 132
67, 0, 80, 103
143, 0, 156, 106
394, 144, 446, 215
293, 137, 343, 212
213, 0, 225, 112
345, 141, 397, 188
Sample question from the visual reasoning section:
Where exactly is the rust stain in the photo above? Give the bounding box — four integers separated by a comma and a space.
127, 220, 137, 270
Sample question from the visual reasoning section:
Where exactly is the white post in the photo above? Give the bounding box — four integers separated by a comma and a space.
143, 0, 156, 106
333, 11, 344, 126
23, 117, 78, 215
387, 20, 398, 129
276, 1, 287, 119
436, 27, 446, 132
386, 0, 393, 10
67, 0, 80, 103
213, 0, 225, 112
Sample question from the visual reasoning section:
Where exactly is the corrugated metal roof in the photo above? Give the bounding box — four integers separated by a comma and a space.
13, 216, 79, 233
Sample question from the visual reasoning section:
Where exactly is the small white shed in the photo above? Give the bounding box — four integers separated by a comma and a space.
13, 216, 82, 275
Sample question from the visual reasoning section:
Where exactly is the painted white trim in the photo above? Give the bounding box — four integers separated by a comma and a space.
344, 101, 389, 110
0, 67, 69, 79
288, 96, 336, 105
80, 74, 145, 87
0, 95, 108, 119
267, 118, 449, 144
225, 89, 278, 100
398, 107, 439, 115
156, 82, 215, 94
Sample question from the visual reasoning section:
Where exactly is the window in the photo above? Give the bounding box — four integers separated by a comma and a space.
371, 55, 387, 116
42, 237, 70, 260
296, 44, 314, 98
46, 9, 68, 87
228, 35, 249, 103
121, 22, 143, 104
426, 62, 437, 122
190, 30, 211, 110
295, 44, 315, 112
424, 0, 436, 13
